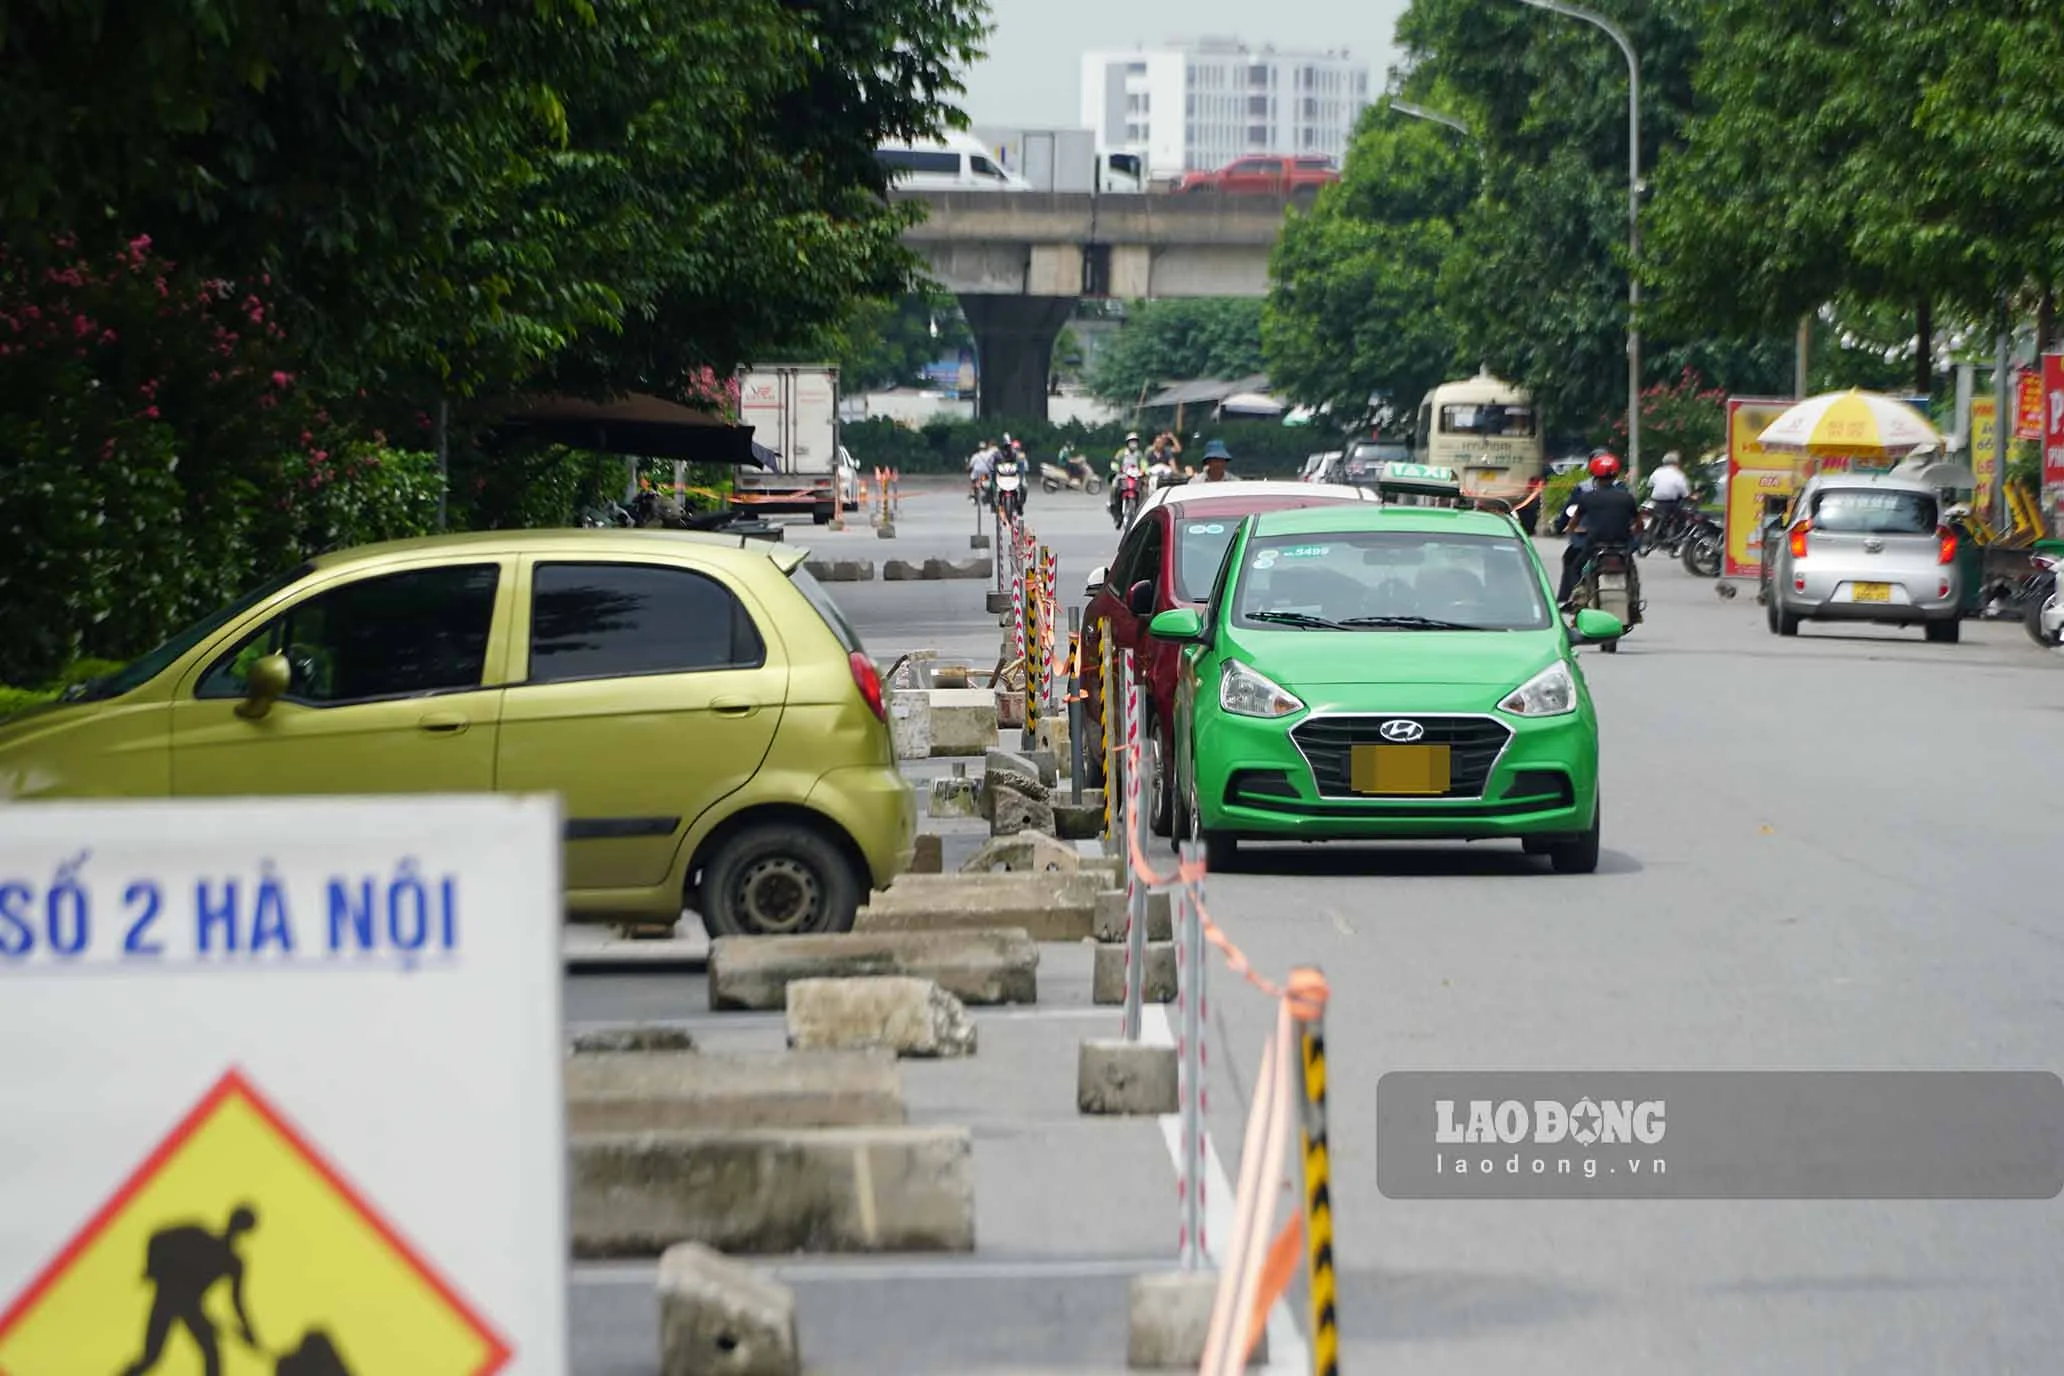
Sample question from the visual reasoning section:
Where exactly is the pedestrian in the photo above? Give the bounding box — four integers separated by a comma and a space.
1198, 439, 1240, 483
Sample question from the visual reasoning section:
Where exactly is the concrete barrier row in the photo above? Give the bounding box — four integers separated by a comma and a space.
801, 557, 997, 583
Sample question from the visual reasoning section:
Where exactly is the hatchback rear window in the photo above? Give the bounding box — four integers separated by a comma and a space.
789, 564, 866, 655
1811, 489, 1937, 535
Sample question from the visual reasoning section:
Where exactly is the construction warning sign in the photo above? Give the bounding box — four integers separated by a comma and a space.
0, 1070, 509, 1376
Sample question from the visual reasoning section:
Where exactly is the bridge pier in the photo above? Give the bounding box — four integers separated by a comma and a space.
961, 295, 1074, 422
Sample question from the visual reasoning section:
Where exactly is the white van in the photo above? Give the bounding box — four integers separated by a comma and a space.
875, 132, 1033, 191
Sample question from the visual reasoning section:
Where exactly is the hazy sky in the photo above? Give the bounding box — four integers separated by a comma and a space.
956, 0, 1415, 127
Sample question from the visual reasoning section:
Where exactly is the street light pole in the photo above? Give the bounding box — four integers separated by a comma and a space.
1389, 100, 1470, 136
1515, 0, 1641, 482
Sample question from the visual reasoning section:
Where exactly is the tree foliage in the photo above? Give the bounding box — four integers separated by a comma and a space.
1086, 298, 1266, 406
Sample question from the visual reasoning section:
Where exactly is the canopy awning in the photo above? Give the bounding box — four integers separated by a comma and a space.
495, 392, 765, 466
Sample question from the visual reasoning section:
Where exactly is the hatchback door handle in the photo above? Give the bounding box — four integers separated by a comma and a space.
711, 697, 759, 718
418, 712, 468, 734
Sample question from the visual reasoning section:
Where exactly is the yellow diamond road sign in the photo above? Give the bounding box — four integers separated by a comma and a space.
0, 1069, 510, 1376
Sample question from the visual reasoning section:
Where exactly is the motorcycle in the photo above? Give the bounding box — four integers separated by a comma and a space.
1678, 511, 1723, 578
994, 458, 1026, 523
1112, 469, 1143, 530
2025, 548, 2063, 648
1570, 542, 1640, 653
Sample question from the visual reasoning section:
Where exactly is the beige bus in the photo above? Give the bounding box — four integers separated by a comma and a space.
1411, 370, 1546, 508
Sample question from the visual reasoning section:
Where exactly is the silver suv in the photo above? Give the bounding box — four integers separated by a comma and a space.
1760, 474, 1963, 642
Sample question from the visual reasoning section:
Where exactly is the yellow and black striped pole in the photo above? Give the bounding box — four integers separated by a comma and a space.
1289, 966, 1339, 1375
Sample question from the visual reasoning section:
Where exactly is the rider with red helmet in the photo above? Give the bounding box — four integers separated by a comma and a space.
1554, 451, 1643, 609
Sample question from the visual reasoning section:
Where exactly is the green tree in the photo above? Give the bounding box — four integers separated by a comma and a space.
1264, 101, 1473, 424
817, 291, 970, 392
1085, 298, 1265, 406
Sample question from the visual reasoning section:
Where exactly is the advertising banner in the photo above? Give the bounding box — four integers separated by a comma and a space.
1722, 397, 1798, 579
2017, 369, 2045, 441
2044, 353, 2064, 488
1971, 396, 2000, 520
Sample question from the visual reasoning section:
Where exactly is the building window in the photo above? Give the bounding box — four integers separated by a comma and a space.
1126, 61, 1146, 75
1247, 124, 1268, 145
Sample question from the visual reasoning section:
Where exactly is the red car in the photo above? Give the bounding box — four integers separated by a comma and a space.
1175, 155, 1341, 204
1080, 480, 1378, 835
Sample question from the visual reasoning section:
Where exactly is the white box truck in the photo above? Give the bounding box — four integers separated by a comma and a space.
734, 364, 853, 524
972, 126, 1145, 193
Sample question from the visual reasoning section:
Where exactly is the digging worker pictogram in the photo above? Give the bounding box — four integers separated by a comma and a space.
122, 1204, 262, 1376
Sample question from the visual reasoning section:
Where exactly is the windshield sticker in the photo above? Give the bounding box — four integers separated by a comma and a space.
1276, 544, 1332, 559
1186, 523, 1226, 535
1251, 550, 1279, 569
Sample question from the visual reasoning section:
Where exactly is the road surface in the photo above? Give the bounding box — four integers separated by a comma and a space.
570, 478, 2064, 1373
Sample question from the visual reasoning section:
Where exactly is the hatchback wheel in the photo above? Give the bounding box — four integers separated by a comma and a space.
1147, 716, 1175, 837
1548, 797, 1601, 875
700, 823, 861, 937
1186, 769, 1238, 872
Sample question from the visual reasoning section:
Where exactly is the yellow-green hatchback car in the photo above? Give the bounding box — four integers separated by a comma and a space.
0, 530, 917, 936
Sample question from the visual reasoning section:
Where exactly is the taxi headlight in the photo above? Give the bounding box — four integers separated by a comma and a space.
1498, 661, 1577, 717
1220, 660, 1304, 718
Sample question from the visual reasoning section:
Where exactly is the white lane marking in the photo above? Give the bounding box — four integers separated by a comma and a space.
572, 1257, 1177, 1284
1141, 1004, 1311, 1375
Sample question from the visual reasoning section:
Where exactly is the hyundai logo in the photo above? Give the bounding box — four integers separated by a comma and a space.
1378, 719, 1426, 743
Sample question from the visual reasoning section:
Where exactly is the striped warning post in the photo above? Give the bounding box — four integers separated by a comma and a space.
1292, 967, 1339, 1376
1100, 634, 1117, 845
1025, 554, 1043, 741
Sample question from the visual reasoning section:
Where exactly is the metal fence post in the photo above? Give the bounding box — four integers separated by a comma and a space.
1292, 966, 1339, 1376
1067, 606, 1085, 805
1121, 647, 1146, 1042
1177, 840, 1208, 1271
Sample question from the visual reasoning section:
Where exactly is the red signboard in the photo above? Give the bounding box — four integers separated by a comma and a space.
2018, 368, 2046, 441
2044, 353, 2064, 487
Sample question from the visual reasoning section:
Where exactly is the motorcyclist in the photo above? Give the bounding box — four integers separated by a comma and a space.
1108, 431, 1147, 523
1646, 450, 1693, 544
968, 440, 996, 505
992, 441, 1026, 519
1006, 437, 1030, 506
1556, 453, 1642, 611
1146, 431, 1183, 489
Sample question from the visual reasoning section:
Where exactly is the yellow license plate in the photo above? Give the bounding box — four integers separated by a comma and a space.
1350, 744, 1452, 795
1851, 582, 1891, 603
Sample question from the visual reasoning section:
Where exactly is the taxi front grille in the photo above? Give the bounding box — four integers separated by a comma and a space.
1290, 715, 1512, 800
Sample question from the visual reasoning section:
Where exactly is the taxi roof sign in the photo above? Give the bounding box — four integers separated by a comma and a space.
1374, 461, 1467, 504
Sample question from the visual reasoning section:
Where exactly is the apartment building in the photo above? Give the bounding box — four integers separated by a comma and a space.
1079, 37, 1373, 178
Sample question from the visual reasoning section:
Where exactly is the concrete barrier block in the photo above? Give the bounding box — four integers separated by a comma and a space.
1034, 716, 1073, 772
921, 557, 992, 580
786, 976, 976, 1058
803, 560, 874, 583
991, 791, 1057, 838
910, 833, 943, 874
995, 689, 1025, 729
883, 558, 921, 580
571, 1126, 976, 1256
1091, 941, 1176, 1004
1022, 747, 1061, 788
1077, 1039, 1178, 1116
565, 1049, 905, 1133
709, 929, 1038, 1010
1092, 889, 1173, 943
927, 688, 997, 756
571, 1025, 697, 1055
857, 872, 1100, 942
985, 591, 1011, 614
658, 1242, 801, 1376
959, 831, 1079, 875
927, 775, 981, 819
876, 523, 897, 539
1054, 800, 1105, 840
1128, 1271, 1266, 1368
984, 746, 1042, 789
971, 533, 991, 550
889, 688, 932, 760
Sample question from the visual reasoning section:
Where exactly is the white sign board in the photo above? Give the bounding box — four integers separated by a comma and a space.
0, 795, 566, 1375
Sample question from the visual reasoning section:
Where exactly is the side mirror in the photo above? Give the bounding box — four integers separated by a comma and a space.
1127, 579, 1157, 618
1148, 607, 1206, 642
1084, 563, 1109, 599
236, 652, 292, 720
1571, 608, 1625, 643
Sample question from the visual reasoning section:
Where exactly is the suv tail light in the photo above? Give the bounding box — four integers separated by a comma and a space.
1788, 520, 1812, 559
1936, 525, 1957, 565
849, 652, 887, 722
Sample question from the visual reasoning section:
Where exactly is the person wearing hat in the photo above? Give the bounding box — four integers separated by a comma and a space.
1198, 438, 1240, 483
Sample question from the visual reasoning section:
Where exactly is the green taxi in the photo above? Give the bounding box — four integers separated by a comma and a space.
1149, 501, 1622, 873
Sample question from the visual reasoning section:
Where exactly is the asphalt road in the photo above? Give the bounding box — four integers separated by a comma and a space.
569, 477, 2064, 1374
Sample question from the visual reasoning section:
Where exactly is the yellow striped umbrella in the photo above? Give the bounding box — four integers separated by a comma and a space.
1755, 389, 1942, 456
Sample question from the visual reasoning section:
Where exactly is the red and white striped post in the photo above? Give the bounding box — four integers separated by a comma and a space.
1175, 839, 1208, 1269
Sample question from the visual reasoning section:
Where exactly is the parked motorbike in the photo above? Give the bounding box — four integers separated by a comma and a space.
994, 456, 1026, 523
1570, 542, 1641, 652
1678, 512, 1723, 578
2025, 549, 2062, 647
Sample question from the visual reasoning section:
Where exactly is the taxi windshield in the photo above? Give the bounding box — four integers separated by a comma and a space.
1233, 531, 1550, 631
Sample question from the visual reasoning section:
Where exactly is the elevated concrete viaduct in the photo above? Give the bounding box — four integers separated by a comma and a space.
892, 191, 1293, 419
